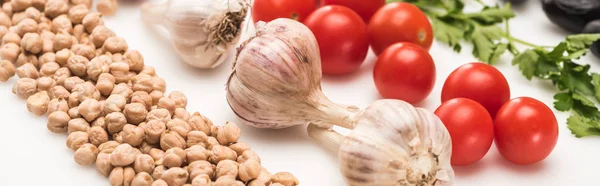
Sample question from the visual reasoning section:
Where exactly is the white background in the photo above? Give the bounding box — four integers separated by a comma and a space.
0, 0, 597, 185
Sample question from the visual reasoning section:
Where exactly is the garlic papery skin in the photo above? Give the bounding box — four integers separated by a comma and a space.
141, 0, 248, 69
226, 18, 358, 129
308, 99, 455, 186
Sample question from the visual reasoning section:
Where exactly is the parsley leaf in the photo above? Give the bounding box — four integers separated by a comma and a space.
431, 18, 464, 52
462, 4, 515, 25
469, 25, 506, 64
512, 49, 539, 80
567, 113, 600, 138
553, 92, 573, 111
566, 34, 600, 52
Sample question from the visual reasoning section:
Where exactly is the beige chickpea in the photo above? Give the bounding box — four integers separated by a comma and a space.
132, 74, 153, 93
16, 63, 39, 79
51, 15, 72, 34
31, 0, 45, 11
206, 137, 219, 150
73, 82, 101, 102
63, 76, 84, 91
157, 97, 176, 114
68, 4, 89, 24
111, 53, 124, 62
247, 168, 272, 186
143, 120, 166, 145
104, 94, 126, 114
74, 143, 99, 165
238, 159, 261, 182
213, 176, 244, 186
53, 31, 73, 52
188, 112, 212, 136
210, 126, 218, 137
90, 25, 114, 48
49, 85, 69, 99
73, 24, 85, 40
111, 83, 132, 100
122, 124, 145, 146
215, 160, 238, 179
72, 44, 95, 59
152, 166, 167, 181
91, 117, 107, 132
67, 118, 90, 134
160, 131, 186, 151
0, 12, 9, 27
123, 50, 144, 72
148, 90, 162, 105
161, 167, 188, 186
111, 143, 138, 166
13, 78, 37, 99
96, 152, 114, 177
132, 172, 154, 186
106, 111, 127, 134
0, 26, 8, 41
209, 145, 237, 164
11, 0, 32, 13
2, 3, 12, 17
216, 122, 241, 145
82, 12, 102, 33
140, 66, 155, 77
21, 33, 42, 54
271, 172, 299, 186
66, 54, 88, 77
42, 37, 54, 53
109, 167, 124, 186
66, 131, 90, 150
27, 91, 50, 116
103, 36, 128, 53
16, 53, 39, 69
110, 61, 130, 84
146, 108, 170, 123
187, 160, 214, 181
124, 167, 136, 186
38, 52, 55, 66
148, 148, 165, 165
172, 108, 190, 122
68, 107, 80, 118
36, 77, 56, 91
151, 179, 168, 186
16, 18, 37, 37
52, 67, 70, 85
86, 56, 110, 81
191, 174, 211, 186
38, 21, 51, 33
167, 91, 187, 108
71, 0, 92, 8
163, 147, 185, 168
78, 98, 101, 122
138, 141, 155, 154
134, 154, 155, 174
68, 92, 80, 108
55, 48, 71, 66
12, 12, 27, 25
186, 131, 207, 148
97, 73, 115, 96
47, 111, 70, 133
99, 141, 120, 154
228, 142, 250, 156
185, 145, 207, 163
237, 150, 261, 164
166, 118, 191, 139
0, 59, 15, 82
24, 7, 41, 22
97, 0, 118, 16
123, 103, 148, 125
88, 126, 109, 146
47, 98, 68, 114
152, 76, 166, 92
1, 43, 21, 62
131, 91, 152, 110
39, 62, 60, 77
3, 32, 21, 45
44, 0, 69, 19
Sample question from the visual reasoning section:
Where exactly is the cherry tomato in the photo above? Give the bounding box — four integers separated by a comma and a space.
252, 0, 316, 23
373, 42, 435, 104
441, 62, 510, 118
322, 0, 386, 23
494, 97, 559, 165
304, 5, 369, 75
368, 2, 433, 56
434, 98, 494, 166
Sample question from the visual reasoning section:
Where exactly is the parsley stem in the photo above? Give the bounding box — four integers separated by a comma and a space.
505, 35, 538, 48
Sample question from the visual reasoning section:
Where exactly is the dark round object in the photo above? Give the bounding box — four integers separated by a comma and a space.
542, 0, 600, 33
583, 19, 600, 57
503, 0, 528, 5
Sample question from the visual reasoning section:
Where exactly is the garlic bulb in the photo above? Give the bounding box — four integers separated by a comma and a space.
226, 18, 358, 129
308, 99, 455, 186
141, 0, 248, 68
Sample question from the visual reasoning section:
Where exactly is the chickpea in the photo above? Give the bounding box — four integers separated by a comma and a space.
73, 24, 85, 40
215, 160, 238, 179
103, 94, 126, 115
36, 77, 55, 92
3, 32, 20, 45
186, 131, 208, 148
39, 62, 60, 78
163, 147, 185, 168
213, 176, 244, 186
209, 145, 237, 164
16, 18, 37, 37
152, 165, 167, 181
68, 4, 89, 24
146, 108, 170, 123
185, 145, 207, 163
20, 33, 42, 54
87, 56, 110, 81
188, 112, 212, 135
191, 174, 211, 186
67, 118, 90, 134
237, 150, 261, 164
55, 48, 71, 66
26, 91, 50, 116
31, 0, 45, 11
97, 0, 118, 16
148, 148, 165, 164
82, 12, 102, 33
140, 66, 155, 77
99, 141, 120, 154
92, 116, 107, 130
131, 74, 152, 93
123, 50, 144, 72
24, 7, 41, 22
238, 159, 261, 182
1, 42, 21, 62
0, 26, 8, 40
151, 179, 168, 186
143, 120, 165, 145
160, 131, 186, 151
109, 167, 124, 186
74, 143, 99, 165
229, 142, 250, 156
106, 111, 127, 134
73, 82, 101, 102
47, 111, 70, 133
96, 152, 114, 177
44, 0, 69, 19
78, 98, 101, 122
15, 54, 39, 71
16, 63, 38, 79
122, 124, 145, 146
110, 61, 130, 84
2, 3, 12, 17
63, 76, 83, 91
152, 76, 166, 92
68, 93, 80, 108
131, 91, 152, 110
123, 167, 136, 186
13, 78, 37, 99
71, 0, 92, 8
90, 25, 114, 48
132, 172, 154, 186
49, 85, 69, 99
41, 33, 54, 53
122, 103, 147, 125
66, 131, 89, 150
53, 31, 73, 52
47, 98, 68, 114
146, 90, 161, 104
0, 59, 15, 82
157, 97, 176, 114
111, 53, 124, 62
11, 0, 32, 12
38, 20, 51, 32
216, 122, 241, 145
166, 118, 191, 139
247, 168, 272, 186
111, 143, 138, 166
166, 91, 186, 109
138, 141, 155, 154
210, 126, 218, 137
161, 167, 188, 186
88, 126, 109, 146
97, 73, 115, 96
187, 160, 214, 181
51, 69, 70, 87
172, 108, 190, 122
72, 43, 95, 59
0, 12, 9, 27
38, 52, 56, 66
50, 15, 72, 33
103, 36, 128, 53
66, 54, 88, 77
206, 137, 219, 150
134, 154, 155, 174
271, 172, 299, 186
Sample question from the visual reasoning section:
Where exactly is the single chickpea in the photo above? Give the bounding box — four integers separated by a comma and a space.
31, 0, 45, 11
24, 7, 41, 22
161, 167, 188, 186
237, 150, 261, 164
20, 33, 42, 54
96, 152, 114, 177
111, 143, 138, 166
149, 90, 163, 106
97, 73, 115, 96
52, 68, 70, 87
123, 103, 148, 125
163, 147, 186, 168
238, 159, 261, 182
73, 82, 101, 102
0, 59, 15, 82
74, 143, 99, 165
55, 48, 71, 66
152, 76, 166, 93
68, 4, 89, 24
38, 20, 51, 32
160, 131, 186, 151
132, 172, 154, 186
138, 140, 155, 154
172, 108, 190, 122
139, 66, 155, 77
39, 62, 60, 77
146, 108, 170, 123
110, 61, 130, 84
143, 120, 166, 145
51, 15, 72, 34
72, 43, 95, 60
209, 145, 237, 164
47, 98, 68, 114
186, 131, 208, 148
167, 91, 187, 108
16, 63, 39, 79
38, 52, 56, 66
152, 166, 167, 181
148, 148, 165, 165
1, 42, 21, 62
185, 145, 207, 163
16, 18, 37, 37
11, 0, 32, 12
216, 122, 241, 145
123, 50, 144, 72
131, 74, 153, 93
53, 31, 73, 52
247, 168, 272, 186
67, 118, 90, 134
122, 124, 145, 146
2, 31, 20, 45
49, 85, 70, 99
213, 176, 244, 186
73, 25, 85, 41
90, 25, 114, 48
92, 116, 107, 130
215, 160, 238, 179
68, 93, 80, 108
103, 36, 128, 54
106, 111, 127, 134
123, 167, 136, 186
96, 0, 118, 16
27, 91, 50, 116
111, 53, 124, 62
271, 172, 299, 186
157, 97, 176, 114
47, 111, 70, 133
79, 98, 101, 122
88, 126, 109, 146
2, 3, 12, 17
15, 54, 39, 70
191, 174, 211, 186
151, 179, 168, 186
134, 154, 156, 174
111, 83, 133, 100
166, 118, 191, 139
66, 55, 88, 77
66, 131, 90, 151
82, 12, 102, 33
228, 142, 249, 156
131, 91, 152, 111
87, 56, 110, 81
0, 12, 9, 27
206, 137, 219, 150
188, 112, 213, 135
36, 77, 56, 92
104, 94, 126, 114
109, 167, 124, 186
0, 26, 8, 40
13, 78, 37, 99
210, 126, 218, 138
71, 0, 92, 8
98, 141, 120, 154
187, 160, 214, 181
63, 76, 84, 91
44, 0, 69, 19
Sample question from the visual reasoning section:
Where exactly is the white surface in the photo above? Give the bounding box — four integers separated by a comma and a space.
0, 0, 598, 186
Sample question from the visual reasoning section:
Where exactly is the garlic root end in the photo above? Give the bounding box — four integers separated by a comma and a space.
307, 124, 344, 153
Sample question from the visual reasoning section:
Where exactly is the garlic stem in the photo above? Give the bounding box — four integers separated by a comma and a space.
314, 95, 360, 129
140, 1, 168, 25
307, 124, 345, 152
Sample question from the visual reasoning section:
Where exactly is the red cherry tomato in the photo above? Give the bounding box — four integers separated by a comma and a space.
494, 97, 559, 165
373, 42, 435, 104
252, 0, 316, 23
434, 98, 494, 166
304, 5, 369, 75
441, 62, 510, 118
322, 0, 386, 23
368, 2, 433, 56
